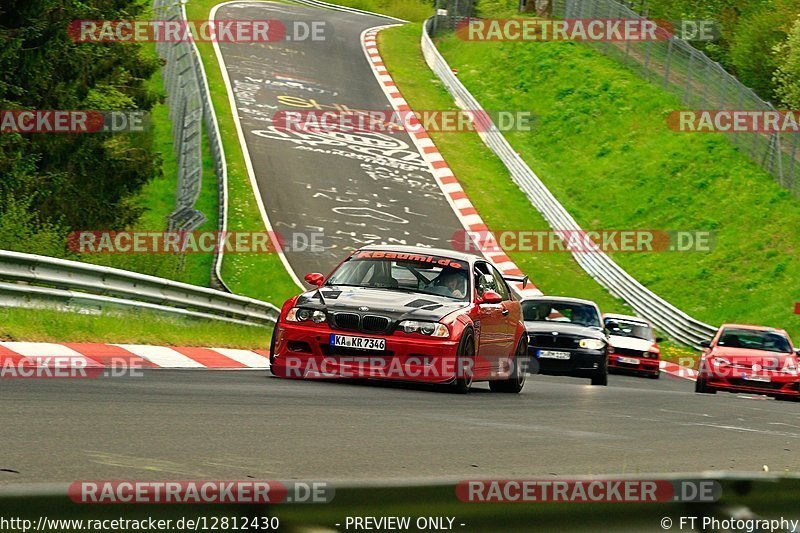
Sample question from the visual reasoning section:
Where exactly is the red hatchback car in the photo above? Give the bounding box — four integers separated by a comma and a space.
695, 324, 800, 401
269, 245, 529, 394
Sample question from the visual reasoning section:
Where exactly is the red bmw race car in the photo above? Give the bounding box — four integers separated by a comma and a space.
604, 314, 663, 379
269, 245, 529, 393
695, 324, 800, 401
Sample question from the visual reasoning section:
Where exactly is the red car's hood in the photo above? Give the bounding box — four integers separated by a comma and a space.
711, 347, 794, 365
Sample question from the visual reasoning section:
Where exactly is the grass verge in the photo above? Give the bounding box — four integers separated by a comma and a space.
186, 0, 300, 304
379, 25, 700, 362
305, 0, 433, 21
0, 308, 271, 349
429, 30, 800, 341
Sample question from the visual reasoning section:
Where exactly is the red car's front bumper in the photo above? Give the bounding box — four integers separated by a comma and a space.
270, 322, 461, 383
608, 353, 660, 375
703, 368, 800, 397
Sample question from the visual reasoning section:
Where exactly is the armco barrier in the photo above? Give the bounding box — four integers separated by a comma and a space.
0, 250, 278, 326
420, 16, 717, 347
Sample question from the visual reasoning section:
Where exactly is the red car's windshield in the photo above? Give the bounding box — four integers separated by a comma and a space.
326, 252, 470, 301
717, 328, 793, 353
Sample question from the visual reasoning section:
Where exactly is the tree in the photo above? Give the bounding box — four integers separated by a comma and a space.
774, 15, 800, 108
0, 0, 161, 255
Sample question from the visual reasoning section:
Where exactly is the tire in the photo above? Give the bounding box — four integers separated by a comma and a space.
776, 395, 800, 402
694, 374, 716, 394
268, 322, 280, 376
590, 358, 608, 386
648, 371, 661, 379
452, 329, 475, 394
490, 336, 527, 394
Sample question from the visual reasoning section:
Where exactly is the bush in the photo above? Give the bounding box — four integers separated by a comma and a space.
0, 198, 70, 258
475, 0, 519, 17
774, 16, 800, 108
728, 7, 787, 99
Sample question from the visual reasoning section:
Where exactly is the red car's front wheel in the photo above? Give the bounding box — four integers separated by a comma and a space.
489, 336, 527, 394
694, 367, 716, 394
452, 329, 475, 394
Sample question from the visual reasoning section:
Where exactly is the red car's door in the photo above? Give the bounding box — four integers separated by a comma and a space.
489, 264, 518, 359
473, 263, 512, 374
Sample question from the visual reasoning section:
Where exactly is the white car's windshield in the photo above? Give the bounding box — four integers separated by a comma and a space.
606, 320, 655, 341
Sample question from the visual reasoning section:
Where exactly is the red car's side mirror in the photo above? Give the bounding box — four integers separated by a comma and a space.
304, 273, 324, 287
479, 290, 503, 304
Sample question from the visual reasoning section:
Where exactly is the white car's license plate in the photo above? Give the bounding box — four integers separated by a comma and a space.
538, 350, 571, 360
330, 334, 386, 351
743, 374, 770, 383
618, 356, 640, 365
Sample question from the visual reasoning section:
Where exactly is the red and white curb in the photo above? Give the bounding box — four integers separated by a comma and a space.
0, 342, 270, 370
0, 341, 699, 380
659, 360, 697, 381
361, 26, 542, 299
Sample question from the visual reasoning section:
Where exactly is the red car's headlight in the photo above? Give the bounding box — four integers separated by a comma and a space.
286, 307, 326, 323
399, 320, 448, 337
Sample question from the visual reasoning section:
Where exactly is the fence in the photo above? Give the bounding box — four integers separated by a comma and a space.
422, 16, 718, 346
0, 250, 278, 326
151, 0, 231, 291
552, 0, 799, 196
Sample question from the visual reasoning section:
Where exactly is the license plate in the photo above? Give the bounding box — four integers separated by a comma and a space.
618, 356, 640, 365
538, 350, 571, 360
330, 334, 386, 351
742, 374, 770, 383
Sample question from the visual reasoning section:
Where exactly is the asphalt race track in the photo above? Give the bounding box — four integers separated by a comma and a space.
2, 1, 799, 488
1, 371, 799, 483
215, 1, 466, 276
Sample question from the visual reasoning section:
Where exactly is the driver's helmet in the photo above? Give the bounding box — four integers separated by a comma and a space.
437, 268, 467, 295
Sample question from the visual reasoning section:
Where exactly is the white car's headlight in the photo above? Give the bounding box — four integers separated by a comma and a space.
579, 338, 605, 350
286, 308, 326, 323
399, 320, 449, 337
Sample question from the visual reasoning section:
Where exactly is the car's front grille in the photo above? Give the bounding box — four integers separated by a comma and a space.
331, 312, 391, 333
362, 315, 390, 333
613, 347, 647, 358
726, 378, 784, 390
332, 312, 360, 330
530, 334, 578, 349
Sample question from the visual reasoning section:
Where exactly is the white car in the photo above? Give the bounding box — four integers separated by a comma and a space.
603, 313, 662, 379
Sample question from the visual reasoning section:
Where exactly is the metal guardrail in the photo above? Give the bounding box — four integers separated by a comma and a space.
152, 0, 231, 292
421, 17, 718, 347
0, 250, 279, 326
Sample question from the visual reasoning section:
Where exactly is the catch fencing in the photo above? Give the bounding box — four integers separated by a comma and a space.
152, 0, 231, 291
